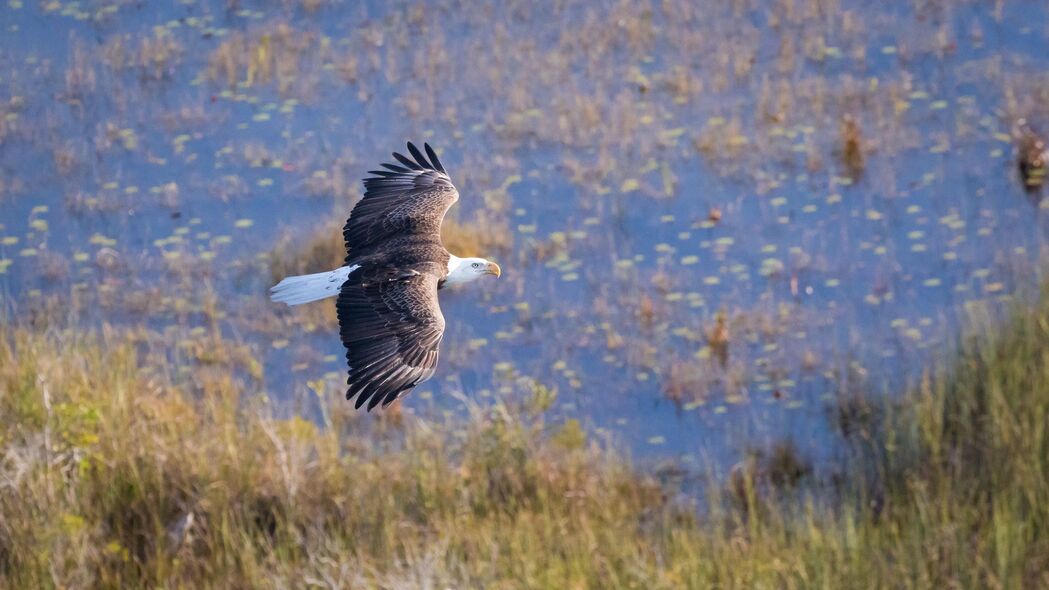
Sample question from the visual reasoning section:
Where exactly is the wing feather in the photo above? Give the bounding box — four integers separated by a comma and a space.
337, 272, 445, 410
406, 142, 429, 168
424, 143, 445, 173
393, 151, 424, 170
343, 142, 459, 262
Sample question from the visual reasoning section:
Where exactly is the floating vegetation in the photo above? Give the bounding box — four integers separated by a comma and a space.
839, 114, 865, 180
1014, 119, 1048, 191
707, 310, 730, 369
207, 24, 325, 95
1, 302, 1047, 586
0, 0, 1048, 466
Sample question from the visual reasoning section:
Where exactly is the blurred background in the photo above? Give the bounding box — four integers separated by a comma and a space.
5, 1, 1049, 587
1, 0, 1048, 472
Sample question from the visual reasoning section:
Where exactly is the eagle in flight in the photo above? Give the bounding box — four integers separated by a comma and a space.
270, 142, 501, 410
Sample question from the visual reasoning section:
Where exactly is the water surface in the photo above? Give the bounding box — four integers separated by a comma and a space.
1, 0, 1048, 472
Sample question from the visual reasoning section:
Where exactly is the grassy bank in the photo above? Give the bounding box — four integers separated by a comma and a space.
0, 291, 1047, 588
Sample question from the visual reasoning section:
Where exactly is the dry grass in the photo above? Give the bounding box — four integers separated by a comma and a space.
207, 24, 325, 95
840, 114, 865, 179
3, 1, 1049, 587
0, 285, 1047, 587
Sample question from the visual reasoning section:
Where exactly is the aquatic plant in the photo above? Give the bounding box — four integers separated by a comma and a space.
0, 284, 1046, 587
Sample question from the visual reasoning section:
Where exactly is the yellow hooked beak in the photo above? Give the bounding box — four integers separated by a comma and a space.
486, 262, 502, 277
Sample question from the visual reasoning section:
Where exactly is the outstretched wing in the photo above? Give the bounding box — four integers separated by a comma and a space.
343, 142, 459, 262
336, 271, 445, 410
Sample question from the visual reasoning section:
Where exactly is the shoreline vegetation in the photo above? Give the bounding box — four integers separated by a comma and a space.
1, 1, 1047, 587
0, 288, 1046, 588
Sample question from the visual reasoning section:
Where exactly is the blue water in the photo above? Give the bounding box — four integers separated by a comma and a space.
1, 0, 1047, 471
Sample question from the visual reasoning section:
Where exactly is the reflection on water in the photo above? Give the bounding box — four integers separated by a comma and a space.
1, 0, 1047, 470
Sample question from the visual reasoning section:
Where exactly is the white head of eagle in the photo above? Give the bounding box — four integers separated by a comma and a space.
269, 142, 502, 411
445, 255, 501, 285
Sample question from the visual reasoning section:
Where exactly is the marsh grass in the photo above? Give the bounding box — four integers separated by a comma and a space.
208, 25, 325, 95
7, 0, 1048, 423
4, 2, 1049, 584
0, 287, 1047, 588
839, 114, 865, 179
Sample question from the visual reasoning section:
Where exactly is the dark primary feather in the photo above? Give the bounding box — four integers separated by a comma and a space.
334, 142, 459, 410
424, 143, 445, 173
343, 142, 459, 262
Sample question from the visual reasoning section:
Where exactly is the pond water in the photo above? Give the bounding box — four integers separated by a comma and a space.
1, 0, 1047, 473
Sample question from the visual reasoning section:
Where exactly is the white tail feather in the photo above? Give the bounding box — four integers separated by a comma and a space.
269, 265, 357, 306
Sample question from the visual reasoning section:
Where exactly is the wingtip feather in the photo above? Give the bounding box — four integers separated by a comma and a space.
424, 143, 445, 172
392, 151, 421, 170
353, 390, 368, 409
406, 142, 429, 169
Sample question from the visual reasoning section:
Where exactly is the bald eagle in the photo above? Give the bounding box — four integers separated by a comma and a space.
270, 142, 501, 410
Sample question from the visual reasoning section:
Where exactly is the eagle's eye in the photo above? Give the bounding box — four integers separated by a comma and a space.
471, 262, 480, 268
